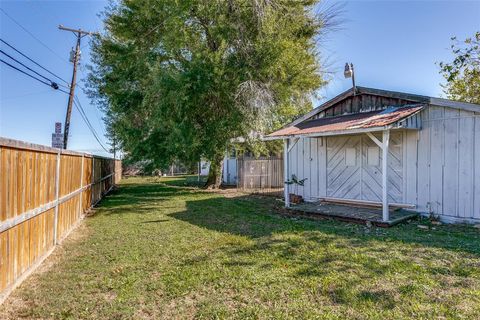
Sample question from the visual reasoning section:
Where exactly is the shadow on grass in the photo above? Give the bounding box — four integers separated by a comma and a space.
102, 179, 480, 258
84, 179, 480, 311
169, 195, 480, 257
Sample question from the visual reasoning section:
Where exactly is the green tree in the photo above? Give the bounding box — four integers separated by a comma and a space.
439, 32, 480, 104
88, 0, 337, 187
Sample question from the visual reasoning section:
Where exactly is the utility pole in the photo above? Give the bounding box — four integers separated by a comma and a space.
58, 25, 98, 149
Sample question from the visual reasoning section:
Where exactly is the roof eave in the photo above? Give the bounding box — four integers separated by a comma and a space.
264, 125, 399, 141
429, 97, 480, 113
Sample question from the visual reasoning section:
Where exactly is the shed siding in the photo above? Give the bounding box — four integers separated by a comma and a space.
309, 94, 418, 120
415, 106, 479, 221
285, 106, 479, 223
287, 134, 404, 204
404, 131, 418, 205
474, 115, 480, 219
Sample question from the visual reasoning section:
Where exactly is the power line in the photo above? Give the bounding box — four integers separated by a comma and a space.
73, 96, 110, 153
75, 95, 101, 139
0, 57, 53, 87
0, 38, 70, 85
74, 102, 109, 153
0, 49, 59, 88
58, 88, 71, 95
0, 8, 69, 64
58, 25, 98, 149
74, 75, 107, 137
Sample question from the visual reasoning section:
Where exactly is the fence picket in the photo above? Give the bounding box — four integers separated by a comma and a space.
0, 137, 122, 304
236, 157, 284, 196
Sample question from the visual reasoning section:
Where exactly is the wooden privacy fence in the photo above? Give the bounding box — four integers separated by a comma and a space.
0, 138, 121, 303
237, 157, 284, 195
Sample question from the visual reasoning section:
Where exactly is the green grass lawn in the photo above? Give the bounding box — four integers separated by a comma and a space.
2, 176, 480, 319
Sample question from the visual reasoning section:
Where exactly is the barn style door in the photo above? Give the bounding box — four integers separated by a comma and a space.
326, 135, 362, 200
326, 133, 404, 203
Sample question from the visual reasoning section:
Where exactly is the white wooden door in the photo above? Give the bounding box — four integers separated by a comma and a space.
326, 136, 362, 200
326, 133, 404, 203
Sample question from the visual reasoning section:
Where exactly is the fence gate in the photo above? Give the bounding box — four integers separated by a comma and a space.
237, 157, 283, 195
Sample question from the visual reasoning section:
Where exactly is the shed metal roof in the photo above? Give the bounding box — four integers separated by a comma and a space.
265, 105, 424, 139
286, 86, 480, 129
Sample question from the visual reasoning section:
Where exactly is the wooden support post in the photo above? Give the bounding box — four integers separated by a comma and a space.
284, 139, 290, 208
53, 150, 61, 245
79, 155, 84, 218
382, 130, 390, 221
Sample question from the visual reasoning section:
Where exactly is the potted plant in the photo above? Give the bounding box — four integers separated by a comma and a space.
285, 174, 307, 204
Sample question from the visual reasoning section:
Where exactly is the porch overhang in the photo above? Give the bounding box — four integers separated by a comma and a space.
264, 105, 424, 141
278, 105, 424, 223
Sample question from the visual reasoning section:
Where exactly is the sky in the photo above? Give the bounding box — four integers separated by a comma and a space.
0, 0, 479, 157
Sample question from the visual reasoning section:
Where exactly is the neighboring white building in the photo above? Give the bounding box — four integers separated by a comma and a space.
200, 160, 210, 176
199, 156, 237, 185
222, 155, 238, 185
266, 86, 480, 224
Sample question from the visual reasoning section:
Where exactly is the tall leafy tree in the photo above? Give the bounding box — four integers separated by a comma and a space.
439, 32, 480, 104
89, 0, 337, 187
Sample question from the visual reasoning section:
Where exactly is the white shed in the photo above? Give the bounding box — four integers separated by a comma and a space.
265, 87, 480, 224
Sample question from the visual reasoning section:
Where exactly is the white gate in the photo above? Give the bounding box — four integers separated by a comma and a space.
222, 157, 237, 185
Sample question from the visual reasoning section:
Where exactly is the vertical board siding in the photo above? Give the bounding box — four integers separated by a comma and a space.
457, 113, 474, 218
429, 107, 445, 214
285, 105, 478, 222
443, 108, 460, 216
237, 157, 283, 195
415, 106, 479, 221
475, 116, 480, 219
318, 138, 327, 198
303, 138, 311, 200
0, 139, 121, 301
309, 138, 319, 199
404, 131, 418, 205
417, 108, 431, 213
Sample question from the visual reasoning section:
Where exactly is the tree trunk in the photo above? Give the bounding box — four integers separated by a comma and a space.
205, 155, 224, 189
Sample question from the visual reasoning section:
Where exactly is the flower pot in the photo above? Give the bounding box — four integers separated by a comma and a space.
289, 193, 303, 204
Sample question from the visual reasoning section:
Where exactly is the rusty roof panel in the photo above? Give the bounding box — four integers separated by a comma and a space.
267, 105, 424, 138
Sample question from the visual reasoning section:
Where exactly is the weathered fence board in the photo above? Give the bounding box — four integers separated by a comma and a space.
237, 157, 284, 195
0, 137, 122, 303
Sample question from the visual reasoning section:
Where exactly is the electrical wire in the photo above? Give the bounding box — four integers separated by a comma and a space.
0, 38, 70, 86
0, 57, 53, 87
74, 96, 103, 141
74, 103, 109, 153
55, 89, 109, 153
75, 67, 107, 137
73, 96, 110, 153
0, 49, 59, 88
0, 8, 69, 64
58, 88, 71, 95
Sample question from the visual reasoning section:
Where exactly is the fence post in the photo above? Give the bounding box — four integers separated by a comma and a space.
79, 154, 84, 218
53, 149, 61, 245
91, 157, 95, 207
